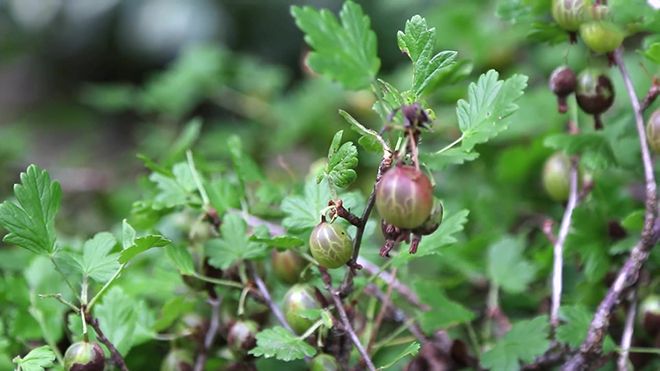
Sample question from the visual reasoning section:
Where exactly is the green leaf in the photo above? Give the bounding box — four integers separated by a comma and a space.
392, 209, 469, 266
457, 70, 528, 151
119, 235, 171, 264
94, 286, 137, 355
249, 235, 304, 249
165, 245, 196, 276
565, 206, 610, 282
227, 135, 263, 188
0, 165, 62, 255
643, 42, 660, 64
527, 22, 570, 44
153, 297, 195, 332
164, 117, 202, 165
281, 179, 331, 232
415, 281, 475, 330
544, 133, 617, 170
481, 316, 551, 371
377, 342, 420, 369
422, 148, 480, 170
291, 1, 380, 90
487, 236, 536, 294
249, 326, 317, 361
206, 214, 267, 269
320, 131, 358, 189
397, 15, 457, 98
12, 345, 55, 371
339, 110, 385, 153
122, 219, 137, 249
621, 209, 645, 233
372, 79, 405, 119
80, 232, 120, 282
150, 162, 199, 209
556, 305, 616, 352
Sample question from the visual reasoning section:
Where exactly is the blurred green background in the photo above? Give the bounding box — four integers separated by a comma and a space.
0, 0, 556, 231
0, 0, 653, 252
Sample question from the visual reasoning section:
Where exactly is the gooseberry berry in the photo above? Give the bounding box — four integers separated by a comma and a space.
375, 165, 434, 230
309, 221, 353, 269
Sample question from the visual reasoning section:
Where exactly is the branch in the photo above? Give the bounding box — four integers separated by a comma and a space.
640, 78, 659, 113
357, 257, 429, 310
320, 268, 376, 371
617, 291, 637, 371
363, 283, 426, 343
551, 156, 580, 330
250, 265, 295, 333
340, 155, 392, 296
194, 296, 222, 371
367, 268, 397, 353
562, 47, 659, 371
84, 312, 129, 371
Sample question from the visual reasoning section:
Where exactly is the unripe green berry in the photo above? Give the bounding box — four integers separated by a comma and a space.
310, 353, 339, 371
552, 0, 589, 32
646, 110, 660, 153
309, 221, 352, 269
543, 153, 571, 202
282, 284, 320, 334
63, 341, 105, 371
271, 249, 307, 283
375, 165, 434, 230
580, 21, 624, 53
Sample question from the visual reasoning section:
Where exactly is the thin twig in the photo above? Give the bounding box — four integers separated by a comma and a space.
617, 291, 637, 371
320, 268, 376, 371
340, 155, 392, 296
551, 156, 580, 331
251, 267, 294, 333
84, 312, 129, 371
358, 257, 429, 310
364, 284, 426, 343
562, 47, 659, 371
367, 268, 397, 353
194, 296, 222, 371
640, 79, 659, 113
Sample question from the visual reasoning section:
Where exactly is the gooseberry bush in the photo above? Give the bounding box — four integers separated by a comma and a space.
1, 1, 659, 371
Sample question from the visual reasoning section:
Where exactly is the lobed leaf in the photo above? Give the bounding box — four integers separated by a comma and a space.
249, 326, 317, 361
0, 165, 61, 255
12, 345, 55, 371
481, 316, 551, 371
291, 1, 380, 90
205, 214, 267, 269
397, 15, 458, 98
487, 236, 536, 293
320, 130, 358, 189
457, 70, 527, 151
